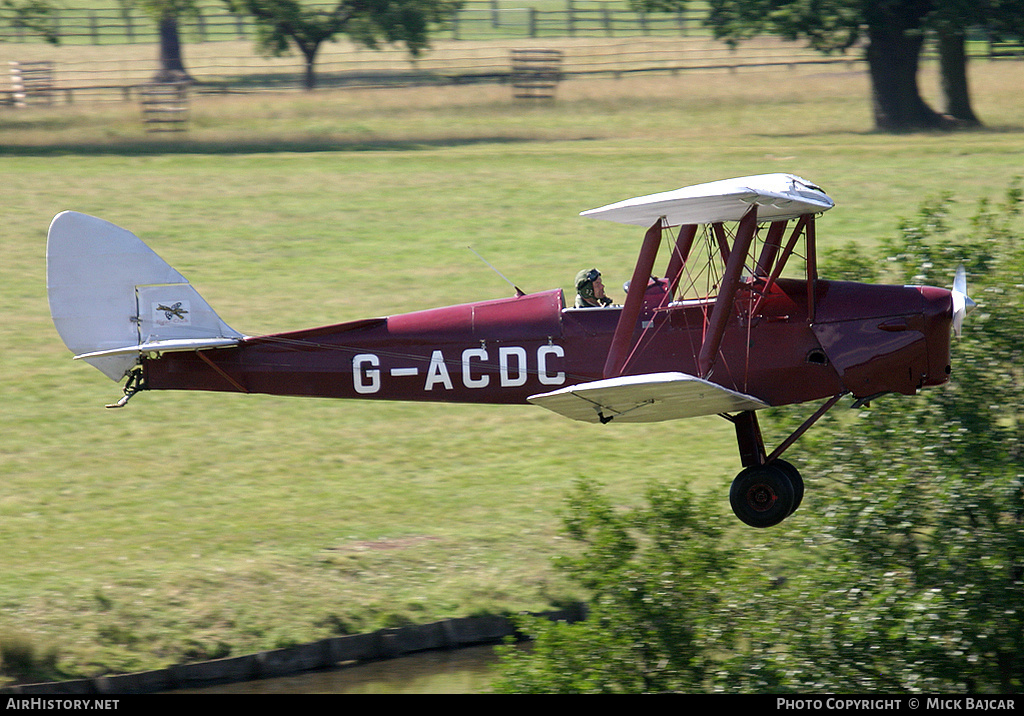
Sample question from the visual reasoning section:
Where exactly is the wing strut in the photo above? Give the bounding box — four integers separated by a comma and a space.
754, 220, 787, 277
603, 218, 663, 378
697, 204, 758, 378
805, 215, 818, 322
664, 224, 698, 299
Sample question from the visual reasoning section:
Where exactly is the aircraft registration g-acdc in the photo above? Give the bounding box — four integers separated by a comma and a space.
47, 173, 975, 528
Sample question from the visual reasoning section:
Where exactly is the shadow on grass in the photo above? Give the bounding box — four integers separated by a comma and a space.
0, 134, 552, 157
753, 123, 1024, 139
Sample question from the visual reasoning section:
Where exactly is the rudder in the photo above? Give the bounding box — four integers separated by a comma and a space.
47, 211, 244, 381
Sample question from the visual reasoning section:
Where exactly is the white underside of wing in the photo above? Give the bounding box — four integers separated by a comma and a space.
528, 372, 769, 424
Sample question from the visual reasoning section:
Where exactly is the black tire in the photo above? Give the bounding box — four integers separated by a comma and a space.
770, 459, 804, 516
729, 463, 796, 528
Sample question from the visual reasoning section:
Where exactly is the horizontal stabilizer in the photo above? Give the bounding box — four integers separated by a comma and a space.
528, 372, 768, 424
580, 173, 834, 227
73, 337, 242, 362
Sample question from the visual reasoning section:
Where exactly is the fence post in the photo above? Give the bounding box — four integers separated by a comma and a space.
121, 8, 134, 42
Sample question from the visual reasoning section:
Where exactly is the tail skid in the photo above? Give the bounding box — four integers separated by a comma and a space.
46, 211, 245, 383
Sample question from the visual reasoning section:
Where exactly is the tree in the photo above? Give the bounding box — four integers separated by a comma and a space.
931, 0, 982, 124
1, 0, 58, 43
695, 0, 944, 131
111, 0, 196, 83
930, 0, 1023, 124
776, 181, 1024, 691
131, 0, 198, 82
494, 183, 1024, 693
684, 0, 1024, 131
225, 0, 461, 90
493, 480, 737, 693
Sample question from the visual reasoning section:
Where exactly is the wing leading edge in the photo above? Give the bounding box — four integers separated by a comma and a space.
528, 372, 768, 424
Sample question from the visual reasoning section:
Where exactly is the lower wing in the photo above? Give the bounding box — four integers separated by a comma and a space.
528, 372, 768, 424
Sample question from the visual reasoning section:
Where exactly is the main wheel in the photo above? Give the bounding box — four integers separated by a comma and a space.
729, 463, 796, 528
770, 459, 804, 516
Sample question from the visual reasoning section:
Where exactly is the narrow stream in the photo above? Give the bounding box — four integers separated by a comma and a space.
174, 644, 503, 694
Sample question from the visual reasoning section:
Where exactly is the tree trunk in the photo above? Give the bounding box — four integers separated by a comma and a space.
303, 51, 317, 90
153, 12, 191, 83
865, 26, 946, 131
938, 30, 980, 125
296, 39, 321, 90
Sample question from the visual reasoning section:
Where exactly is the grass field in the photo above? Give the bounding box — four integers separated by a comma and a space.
2, 59, 1023, 681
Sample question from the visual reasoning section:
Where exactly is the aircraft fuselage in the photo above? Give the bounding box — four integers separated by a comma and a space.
142, 277, 954, 410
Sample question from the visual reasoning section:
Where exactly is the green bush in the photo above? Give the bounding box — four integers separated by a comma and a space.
494, 181, 1024, 693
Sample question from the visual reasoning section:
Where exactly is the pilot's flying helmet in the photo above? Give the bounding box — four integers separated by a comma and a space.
575, 268, 601, 299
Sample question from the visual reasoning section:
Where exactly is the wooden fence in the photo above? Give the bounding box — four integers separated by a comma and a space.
510, 48, 563, 100
138, 81, 190, 131
1, 1, 1019, 105
0, 2, 707, 44
8, 60, 53, 106
1, 1, 1019, 49
4, 35, 876, 104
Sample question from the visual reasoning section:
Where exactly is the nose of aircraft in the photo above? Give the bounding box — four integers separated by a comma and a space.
917, 267, 977, 387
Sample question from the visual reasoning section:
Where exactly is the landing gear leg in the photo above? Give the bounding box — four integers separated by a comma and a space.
106, 367, 147, 409
725, 410, 798, 527
731, 409, 766, 469
722, 395, 844, 527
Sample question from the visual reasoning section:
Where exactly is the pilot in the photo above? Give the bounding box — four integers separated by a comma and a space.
574, 268, 614, 308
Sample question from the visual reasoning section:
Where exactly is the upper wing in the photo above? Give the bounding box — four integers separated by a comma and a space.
528, 372, 768, 424
580, 173, 834, 227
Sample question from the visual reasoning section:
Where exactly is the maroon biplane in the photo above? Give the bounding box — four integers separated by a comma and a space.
47, 174, 973, 527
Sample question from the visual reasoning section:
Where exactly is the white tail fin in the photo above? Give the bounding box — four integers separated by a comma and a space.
47, 211, 244, 381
